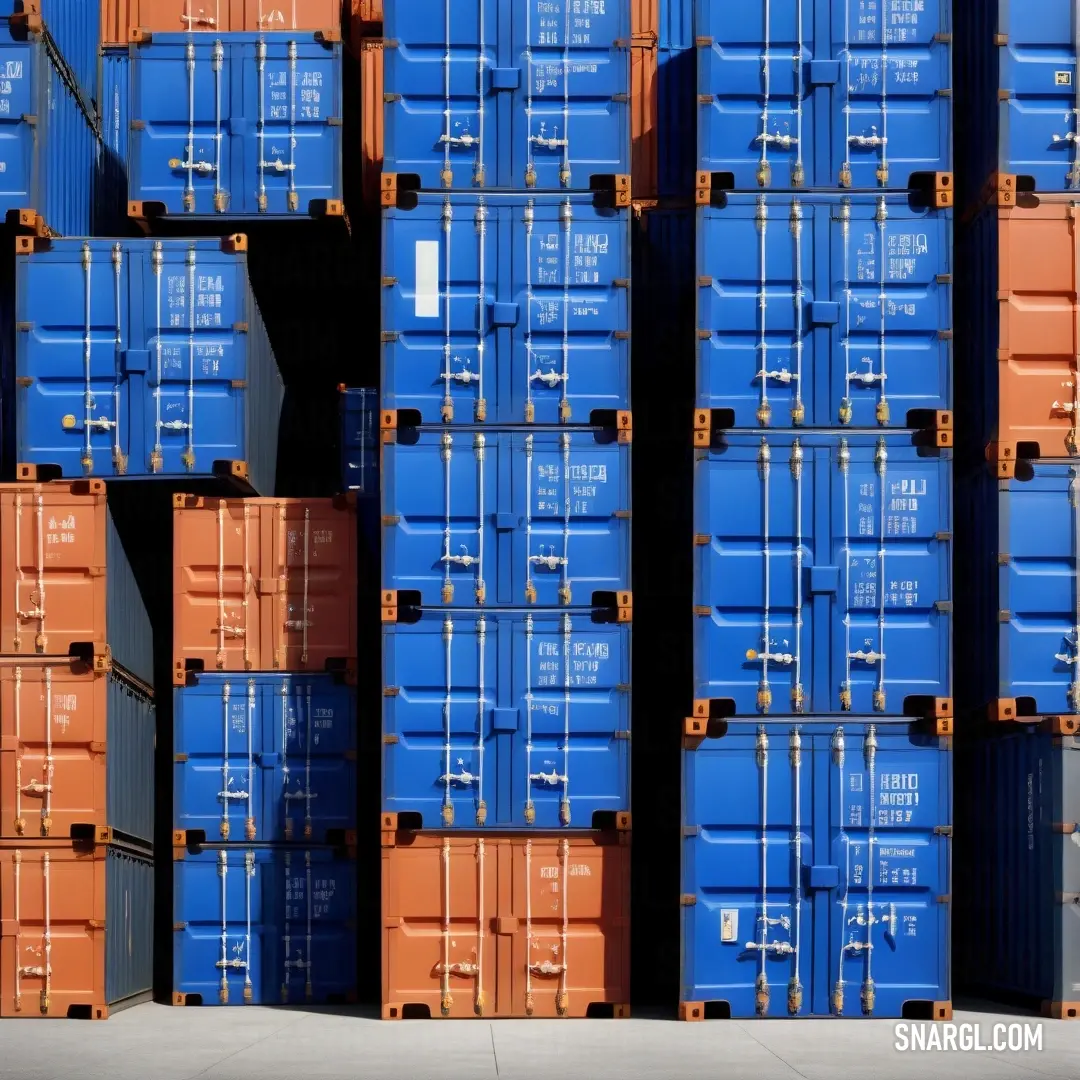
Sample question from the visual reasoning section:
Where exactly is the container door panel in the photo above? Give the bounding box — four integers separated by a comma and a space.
0, 43, 38, 214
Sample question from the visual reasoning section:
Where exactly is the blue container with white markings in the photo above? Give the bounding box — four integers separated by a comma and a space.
681, 718, 951, 1018
383, 609, 630, 829
126, 33, 342, 219
381, 192, 630, 425
174, 672, 357, 845
13, 236, 283, 491
339, 387, 379, 497
696, 0, 952, 191
173, 845, 357, 1005
697, 193, 952, 428
382, 426, 630, 608
694, 431, 952, 717
383, 0, 630, 190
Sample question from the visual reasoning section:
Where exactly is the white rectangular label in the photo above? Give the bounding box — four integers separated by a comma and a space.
414, 240, 440, 318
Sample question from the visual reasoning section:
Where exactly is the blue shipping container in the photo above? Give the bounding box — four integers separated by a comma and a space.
383, 609, 630, 829
955, 722, 1080, 1013
339, 386, 378, 496
383, 0, 630, 190
697, 0, 952, 190
695, 431, 952, 716
697, 193, 952, 429
682, 718, 951, 1019
127, 34, 342, 219
958, 463, 1080, 719
105, 669, 155, 845
173, 672, 357, 845
105, 845, 154, 1011
382, 426, 630, 608
95, 47, 130, 235
14, 237, 283, 493
382, 192, 630, 425
0, 21, 99, 236
173, 845, 357, 1005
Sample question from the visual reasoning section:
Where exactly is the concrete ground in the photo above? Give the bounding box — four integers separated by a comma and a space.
2, 1001, 1078, 1080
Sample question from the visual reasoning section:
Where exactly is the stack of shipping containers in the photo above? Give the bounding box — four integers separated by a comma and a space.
376, 0, 633, 1019
955, 5, 1080, 1018
679, 0, 955, 1019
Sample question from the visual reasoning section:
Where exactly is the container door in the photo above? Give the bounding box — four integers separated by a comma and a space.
825, 437, 950, 715
821, 723, 950, 1017
17, 241, 133, 478
511, 197, 630, 424
693, 439, 817, 715
0, 42, 37, 217
509, 615, 629, 830
129, 40, 237, 217
242, 37, 341, 216
380, 196, 500, 425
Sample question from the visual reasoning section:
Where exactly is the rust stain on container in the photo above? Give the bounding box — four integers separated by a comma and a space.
360, 38, 384, 213
173, 497, 357, 677
0, 482, 107, 660
102, 0, 341, 47
0, 840, 105, 1017
998, 198, 1080, 458
382, 833, 630, 1019
0, 660, 107, 841
631, 0, 658, 201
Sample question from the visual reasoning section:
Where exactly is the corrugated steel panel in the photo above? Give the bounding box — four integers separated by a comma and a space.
955, 723, 1079, 1011
382, 609, 630, 829
681, 719, 951, 1019
0, 22, 98, 236
631, 43, 697, 201
14, 237, 283, 493
382, 831, 630, 1018
0, 663, 154, 846
381, 192, 630, 425
382, 427, 630, 608
697, 0, 952, 190
0, 2, 98, 108
0, 841, 153, 1017
697, 193, 953, 428
173, 671, 357, 844
382, 0, 630, 189
959, 463, 1080, 718
94, 47, 130, 235
358, 36, 382, 213
126, 33, 343, 219
694, 431, 952, 716
338, 386, 378, 496
106, 502, 154, 686
172, 844, 357, 1005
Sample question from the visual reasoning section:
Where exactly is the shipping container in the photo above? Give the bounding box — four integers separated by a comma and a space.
381, 192, 630, 426
954, 720, 1080, 1016
382, 0, 630, 191
351, 0, 381, 27
172, 495, 357, 679
957, 196, 1080, 464
383, 610, 630, 830
697, 192, 952, 429
382, 831, 630, 1019
955, 1, 1080, 206
680, 718, 951, 1020
0, 840, 153, 1018
172, 844, 357, 1005
173, 671, 356, 844
0, 1, 98, 109
358, 36, 382, 212
0, 480, 153, 685
102, 0, 341, 47
95, 47, 130, 235
0, 661, 154, 845
957, 462, 1080, 720
0, 20, 99, 236
125, 33, 343, 220
697, 0, 952, 191
694, 431, 952, 717
381, 426, 630, 609
339, 386, 378, 496
14, 236, 283, 493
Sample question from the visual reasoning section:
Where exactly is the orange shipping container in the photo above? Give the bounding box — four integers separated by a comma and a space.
995, 196, 1080, 461
382, 831, 630, 1020
359, 38, 384, 213
0, 841, 153, 1018
173, 495, 357, 681
101, 0, 341, 47
631, 0, 659, 200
